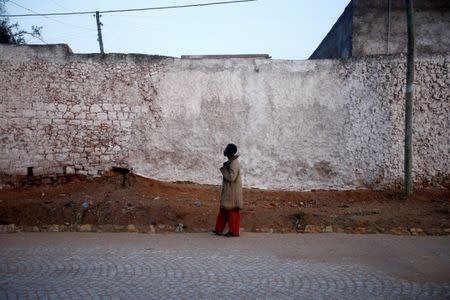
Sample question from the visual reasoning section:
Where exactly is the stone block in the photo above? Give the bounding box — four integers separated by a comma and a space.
32, 102, 45, 110
4, 110, 16, 117
70, 153, 81, 159
70, 105, 82, 113
117, 112, 128, 120
354, 227, 367, 234
46, 103, 57, 111
22, 226, 40, 232
87, 170, 98, 176
97, 112, 108, 121
90, 104, 102, 113
79, 224, 93, 232
97, 224, 114, 232
127, 224, 138, 232
390, 227, 410, 235
57, 104, 67, 112
304, 225, 322, 233
324, 225, 333, 233
131, 106, 141, 113
69, 120, 81, 125
48, 224, 59, 232
409, 228, 425, 236
108, 112, 117, 120
36, 111, 47, 118
120, 121, 132, 128
113, 225, 127, 232
75, 112, 86, 119
55, 153, 68, 162
100, 155, 111, 162
102, 103, 113, 111
22, 109, 35, 117
32, 167, 44, 176
63, 112, 74, 119
6, 224, 16, 233
64, 166, 75, 175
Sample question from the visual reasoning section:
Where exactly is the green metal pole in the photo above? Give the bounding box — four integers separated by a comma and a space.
95, 11, 104, 54
405, 0, 415, 196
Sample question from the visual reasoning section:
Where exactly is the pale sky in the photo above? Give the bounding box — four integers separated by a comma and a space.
4, 0, 349, 59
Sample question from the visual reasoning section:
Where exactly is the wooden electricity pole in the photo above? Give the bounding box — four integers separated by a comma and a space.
95, 11, 104, 54
404, 0, 415, 196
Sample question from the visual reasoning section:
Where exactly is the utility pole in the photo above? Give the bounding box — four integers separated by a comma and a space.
95, 11, 104, 54
404, 0, 415, 196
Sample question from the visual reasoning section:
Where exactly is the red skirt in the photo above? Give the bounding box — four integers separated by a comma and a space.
214, 207, 240, 236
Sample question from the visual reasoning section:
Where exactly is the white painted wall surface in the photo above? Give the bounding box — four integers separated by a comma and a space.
1, 45, 449, 190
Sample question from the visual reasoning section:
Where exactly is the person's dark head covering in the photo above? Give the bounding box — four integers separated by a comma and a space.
224, 143, 237, 157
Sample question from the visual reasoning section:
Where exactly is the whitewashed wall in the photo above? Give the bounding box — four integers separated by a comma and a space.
1, 44, 448, 190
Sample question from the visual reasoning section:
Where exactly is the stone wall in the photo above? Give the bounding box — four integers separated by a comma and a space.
352, 0, 450, 57
1, 44, 449, 190
310, 0, 450, 59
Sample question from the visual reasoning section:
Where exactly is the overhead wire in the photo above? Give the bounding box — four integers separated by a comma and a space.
7, 0, 96, 31
2, 0, 257, 52
0, 0, 257, 17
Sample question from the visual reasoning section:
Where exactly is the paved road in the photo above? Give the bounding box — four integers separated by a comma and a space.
0, 233, 449, 299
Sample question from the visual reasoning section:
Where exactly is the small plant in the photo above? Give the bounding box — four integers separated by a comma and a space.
294, 211, 305, 223
293, 211, 306, 232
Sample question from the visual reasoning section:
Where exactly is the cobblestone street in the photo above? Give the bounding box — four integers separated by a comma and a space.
1, 233, 449, 299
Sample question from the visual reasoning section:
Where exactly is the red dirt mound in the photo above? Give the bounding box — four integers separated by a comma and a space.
0, 172, 449, 235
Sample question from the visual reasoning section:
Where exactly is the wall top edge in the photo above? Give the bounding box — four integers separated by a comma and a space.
1, 44, 448, 65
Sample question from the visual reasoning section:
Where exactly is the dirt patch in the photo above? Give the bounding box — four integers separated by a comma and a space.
0, 172, 449, 235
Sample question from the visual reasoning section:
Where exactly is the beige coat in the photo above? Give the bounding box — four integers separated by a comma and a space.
219, 155, 243, 210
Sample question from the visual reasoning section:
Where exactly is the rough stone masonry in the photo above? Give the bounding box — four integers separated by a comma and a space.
0, 44, 448, 190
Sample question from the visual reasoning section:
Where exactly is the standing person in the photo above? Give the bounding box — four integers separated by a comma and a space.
213, 143, 243, 237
